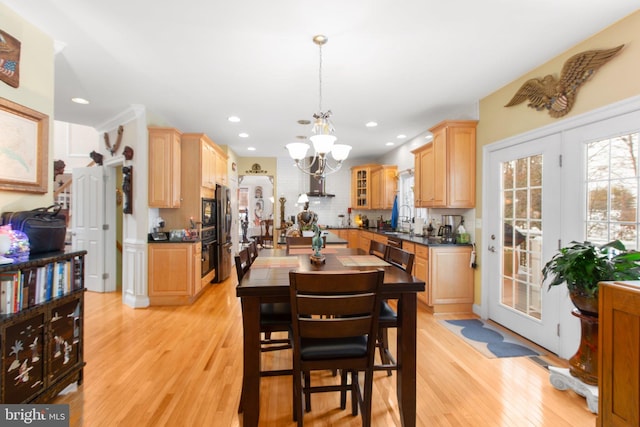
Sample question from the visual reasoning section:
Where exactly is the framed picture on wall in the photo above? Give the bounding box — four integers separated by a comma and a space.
238, 187, 249, 211
0, 97, 49, 193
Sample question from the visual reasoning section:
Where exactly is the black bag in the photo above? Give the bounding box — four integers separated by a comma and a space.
1, 204, 67, 254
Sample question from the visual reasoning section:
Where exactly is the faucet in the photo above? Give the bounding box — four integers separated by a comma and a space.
398, 204, 413, 232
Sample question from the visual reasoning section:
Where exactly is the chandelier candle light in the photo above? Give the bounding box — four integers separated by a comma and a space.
286, 35, 352, 180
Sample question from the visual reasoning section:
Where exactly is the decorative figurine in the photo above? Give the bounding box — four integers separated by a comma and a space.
122, 166, 133, 214
241, 211, 250, 243
310, 224, 325, 265
279, 196, 286, 230
123, 145, 134, 160
89, 150, 103, 165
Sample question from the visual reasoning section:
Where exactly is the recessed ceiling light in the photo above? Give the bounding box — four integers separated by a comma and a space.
71, 97, 89, 105
396, 134, 406, 139
365, 121, 378, 128
385, 142, 395, 146
228, 116, 240, 122
297, 119, 311, 125
239, 133, 249, 138
247, 147, 256, 151
424, 134, 434, 141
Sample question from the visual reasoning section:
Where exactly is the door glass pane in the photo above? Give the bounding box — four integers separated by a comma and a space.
585, 132, 640, 249
501, 154, 542, 319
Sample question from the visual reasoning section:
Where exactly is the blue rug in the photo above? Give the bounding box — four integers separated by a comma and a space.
439, 319, 542, 359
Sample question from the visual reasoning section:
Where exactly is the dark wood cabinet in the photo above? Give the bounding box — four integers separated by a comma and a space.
598, 280, 640, 426
0, 250, 86, 403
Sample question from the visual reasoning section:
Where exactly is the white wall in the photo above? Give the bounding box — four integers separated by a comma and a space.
53, 121, 98, 172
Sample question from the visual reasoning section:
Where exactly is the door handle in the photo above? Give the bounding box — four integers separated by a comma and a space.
488, 245, 496, 252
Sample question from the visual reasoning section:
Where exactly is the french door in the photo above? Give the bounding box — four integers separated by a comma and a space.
486, 134, 563, 353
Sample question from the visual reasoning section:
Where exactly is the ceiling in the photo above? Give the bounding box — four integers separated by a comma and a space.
3, 1, 638, 161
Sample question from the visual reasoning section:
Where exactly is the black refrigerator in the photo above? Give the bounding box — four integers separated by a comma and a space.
215, 184, 232, 283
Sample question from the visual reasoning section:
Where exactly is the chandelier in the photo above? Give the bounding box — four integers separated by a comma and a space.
286, 35, 352, 180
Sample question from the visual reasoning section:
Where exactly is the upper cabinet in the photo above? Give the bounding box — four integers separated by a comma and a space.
371, 165, 398, 210
352, 165, 372, 209
412, 120, 477, 208
200, 140, 216, 189
352, 164, 398, 210
213, 144, 228, 186
148, 127, 182, 208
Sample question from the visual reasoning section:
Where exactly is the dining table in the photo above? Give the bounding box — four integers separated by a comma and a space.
236, 247, 425, 427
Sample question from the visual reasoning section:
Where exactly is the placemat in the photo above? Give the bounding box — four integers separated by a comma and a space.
251, 257, 300, 269
336, 255, 390, 267
287, 247, 339, 255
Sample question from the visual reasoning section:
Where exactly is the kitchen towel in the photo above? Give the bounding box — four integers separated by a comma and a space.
391, 194, 398, 230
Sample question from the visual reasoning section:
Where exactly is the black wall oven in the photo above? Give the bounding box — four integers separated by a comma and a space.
201, 226, 216, 279
202, 198, 216, 228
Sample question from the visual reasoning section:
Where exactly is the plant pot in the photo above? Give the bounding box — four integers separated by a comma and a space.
568, 290, 599, 386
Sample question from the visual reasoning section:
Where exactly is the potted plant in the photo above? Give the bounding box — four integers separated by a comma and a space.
542, 239, 640, 385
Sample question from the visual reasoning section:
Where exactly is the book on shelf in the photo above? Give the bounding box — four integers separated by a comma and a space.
0, 271, 21, 314
23, 267, 38, 308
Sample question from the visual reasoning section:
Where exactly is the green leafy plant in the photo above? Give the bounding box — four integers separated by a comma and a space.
542, 240, 640, 298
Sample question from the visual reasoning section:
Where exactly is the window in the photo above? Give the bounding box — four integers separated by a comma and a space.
586, 132, 640, 249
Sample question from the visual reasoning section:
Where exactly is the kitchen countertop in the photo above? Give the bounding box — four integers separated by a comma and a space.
323, 226, 472, 247
148, 232, 201, 243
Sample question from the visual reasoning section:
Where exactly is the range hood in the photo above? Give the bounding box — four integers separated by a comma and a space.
307, 175, 335, 198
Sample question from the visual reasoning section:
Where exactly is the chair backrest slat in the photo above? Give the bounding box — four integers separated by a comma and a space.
289, 270, 384, 343
286, 236, 326, 252
369, 240, 388, 259
234, 247, 251, 282
384, 246, 415, 272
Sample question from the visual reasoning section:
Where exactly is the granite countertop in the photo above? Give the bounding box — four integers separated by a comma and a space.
323, 226, 472, 247
147, 232, 201, 243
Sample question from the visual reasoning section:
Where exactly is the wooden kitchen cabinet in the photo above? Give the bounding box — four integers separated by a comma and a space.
358, 230, 373, 252
352, 165, 373, 209
148, 127, 182, 208
414, 244, 429, 285
371, 165, 398, 209
598, 281, 640, 426
348, 229, 360, 249
200, 140, 216, 189
214, 145, 228, 186
148, 242, 203, 305
413, 120, 477, 208
428, 245, 473, 313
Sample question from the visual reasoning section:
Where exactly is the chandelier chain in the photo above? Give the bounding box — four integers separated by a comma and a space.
318, 42, 323, 113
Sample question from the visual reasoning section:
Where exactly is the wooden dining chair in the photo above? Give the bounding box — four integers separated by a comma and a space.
368, 240, 388, 259
286, 236, 326, 253
248, 239, 259, 264
288, 269, 384, 426
260, 219, 274, 249
234, 247, 251, 283
234, 245, 290, 356
377, 246, 415, 375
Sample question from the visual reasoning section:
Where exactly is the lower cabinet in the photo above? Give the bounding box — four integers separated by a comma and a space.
428, 245, 473, 313
148, 242, 203, 305
0, 251, 86, 403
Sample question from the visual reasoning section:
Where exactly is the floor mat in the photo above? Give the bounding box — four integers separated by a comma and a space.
438, 319, 544, 359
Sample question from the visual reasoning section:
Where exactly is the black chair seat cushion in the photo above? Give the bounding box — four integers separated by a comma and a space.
301, 336, 368, 360
379, 301, 397, 322
261, 302, 291, 325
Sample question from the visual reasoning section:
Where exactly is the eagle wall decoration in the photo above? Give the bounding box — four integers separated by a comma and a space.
505, 45, 624, 118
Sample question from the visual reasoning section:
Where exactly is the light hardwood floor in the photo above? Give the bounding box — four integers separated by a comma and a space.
54, 276, 597, 426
